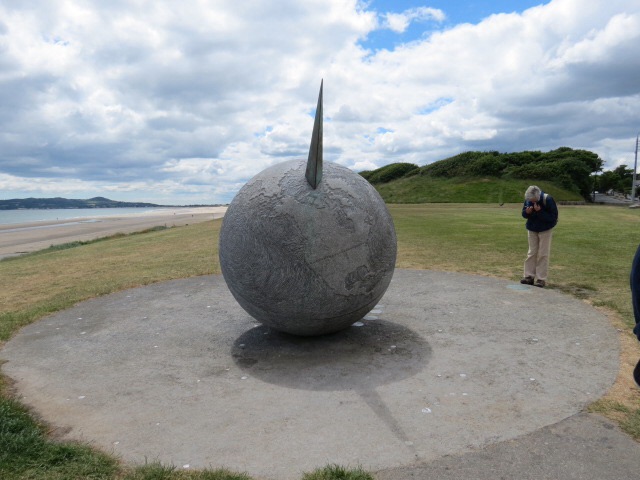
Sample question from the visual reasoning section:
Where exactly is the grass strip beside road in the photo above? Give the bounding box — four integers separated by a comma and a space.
1, 204, 640, 478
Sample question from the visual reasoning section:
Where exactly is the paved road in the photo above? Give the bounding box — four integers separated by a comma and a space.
377, 412, 640, 480
592, 193, 634, 205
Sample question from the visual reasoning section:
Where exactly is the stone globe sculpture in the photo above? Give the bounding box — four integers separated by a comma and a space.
219, 82, 397, 336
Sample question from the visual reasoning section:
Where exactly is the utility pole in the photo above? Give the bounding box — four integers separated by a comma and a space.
633, 133, 639, 206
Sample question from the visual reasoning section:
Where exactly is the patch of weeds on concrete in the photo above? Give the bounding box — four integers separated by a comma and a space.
302, 464, 374, 480
621, 408, 640, 439
123, 462, 252, 480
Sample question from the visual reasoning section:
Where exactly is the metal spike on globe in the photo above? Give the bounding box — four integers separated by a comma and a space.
305, 79, 323, 189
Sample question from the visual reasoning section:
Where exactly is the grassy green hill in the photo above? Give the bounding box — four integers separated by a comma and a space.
360, 148, 602, 203
371, 175, 583, 203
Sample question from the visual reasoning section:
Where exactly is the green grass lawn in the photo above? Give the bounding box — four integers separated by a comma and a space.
373, 176, 584, 203
1, 204, 640, 478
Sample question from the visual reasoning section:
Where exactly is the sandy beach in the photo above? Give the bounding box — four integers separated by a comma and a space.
0, 207, 227, 259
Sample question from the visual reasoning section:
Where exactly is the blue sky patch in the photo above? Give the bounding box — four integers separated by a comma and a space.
360, 0, 550, 51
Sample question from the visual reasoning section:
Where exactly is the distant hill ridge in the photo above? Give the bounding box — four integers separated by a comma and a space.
0, 197, 164, 210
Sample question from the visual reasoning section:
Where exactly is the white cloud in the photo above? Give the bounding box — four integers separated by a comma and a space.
0, 0, 639, 205
382, 7, 445, 33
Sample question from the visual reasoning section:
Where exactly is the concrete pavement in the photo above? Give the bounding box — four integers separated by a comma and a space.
2, 270, 637, 479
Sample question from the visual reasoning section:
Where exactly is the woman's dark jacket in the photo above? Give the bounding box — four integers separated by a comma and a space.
521, 191, 558, 232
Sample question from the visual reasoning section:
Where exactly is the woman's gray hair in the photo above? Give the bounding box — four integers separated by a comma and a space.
525, 185, 541, 202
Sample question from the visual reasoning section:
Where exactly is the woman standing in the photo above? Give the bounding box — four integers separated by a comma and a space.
520, 185, 558, 288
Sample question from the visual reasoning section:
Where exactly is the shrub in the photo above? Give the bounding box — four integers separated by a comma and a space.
361, 163, 419, 184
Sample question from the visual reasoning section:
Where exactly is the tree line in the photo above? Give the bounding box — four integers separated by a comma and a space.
360, 147, 608, 200
595, 165, 636, 195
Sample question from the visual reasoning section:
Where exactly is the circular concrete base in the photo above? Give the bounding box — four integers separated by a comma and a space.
1, 270, 618, 479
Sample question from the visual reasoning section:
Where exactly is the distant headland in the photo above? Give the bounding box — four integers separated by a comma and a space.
0, 197, 220, 210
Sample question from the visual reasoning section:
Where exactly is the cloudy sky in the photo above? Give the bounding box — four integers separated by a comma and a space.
1, 0, 639, 205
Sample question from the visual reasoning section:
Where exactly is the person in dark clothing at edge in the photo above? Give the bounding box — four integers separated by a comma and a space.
520, 185, 558, 288
630, 245, 640, 386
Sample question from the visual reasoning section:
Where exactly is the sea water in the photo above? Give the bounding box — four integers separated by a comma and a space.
0, 208, 167, 226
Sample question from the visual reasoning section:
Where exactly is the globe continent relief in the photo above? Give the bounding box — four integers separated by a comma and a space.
219, 159, 397, 336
